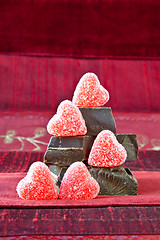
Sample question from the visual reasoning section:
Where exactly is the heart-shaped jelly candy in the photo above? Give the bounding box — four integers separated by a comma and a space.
59, 162, 100, 200
16, 162, 58, 200
47, 100, 87, 136
88, 130, 127, 167
72, 72, 109, 107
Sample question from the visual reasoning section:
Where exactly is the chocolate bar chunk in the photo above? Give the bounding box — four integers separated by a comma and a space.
54, 165, 138, 195
44, 135, 95, 167
79, 107, 116, 135
48, 165, 62, 177
44, 133, 138, 168
88, 166, 138, 195
56, 167, 68, 188
116, 134, 138, 161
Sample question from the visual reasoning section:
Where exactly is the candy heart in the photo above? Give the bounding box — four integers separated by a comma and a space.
16, 162, 58, 200
88, 130, 127, 167
59, 162, 100, 200
72, 72, 109, 107
47, 100, 87, 136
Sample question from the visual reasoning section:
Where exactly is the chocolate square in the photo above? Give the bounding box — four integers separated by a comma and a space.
44, 135, 95, 167
88, 166, 138, 195
79, 107, 116, 135
116, 134, 138, 161
55, 165, 138, 196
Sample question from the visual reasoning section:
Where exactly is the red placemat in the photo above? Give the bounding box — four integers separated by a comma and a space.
0, 171, 159, 208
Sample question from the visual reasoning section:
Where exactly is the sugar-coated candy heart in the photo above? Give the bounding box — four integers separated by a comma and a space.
72, 72, 109, 107
47, 100, 87, 136
59, 162, 100, 200
88, 130, 127, 167
16, 162, 58, 200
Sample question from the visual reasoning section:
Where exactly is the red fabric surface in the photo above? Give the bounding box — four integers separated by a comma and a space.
1, 55, 160, 112
0, 171, 159, 208
0, 0, 160, 58
0, 111, 160, 152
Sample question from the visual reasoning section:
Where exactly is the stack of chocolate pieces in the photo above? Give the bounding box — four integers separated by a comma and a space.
44, 73, 138, 196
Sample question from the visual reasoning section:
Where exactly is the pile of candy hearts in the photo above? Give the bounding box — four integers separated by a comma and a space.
17, 73, 128, 200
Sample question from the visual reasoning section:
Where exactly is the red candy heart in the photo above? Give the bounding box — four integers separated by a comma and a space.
88, 130, 127, 167
47, 100, 87, 136
72, 72, 109, 107
59, 162, 100, 200
16, 162, 58, 200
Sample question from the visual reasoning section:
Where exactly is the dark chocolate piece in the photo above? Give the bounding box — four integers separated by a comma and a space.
48, 165, 62, 177
44, 135, 95, 167
88, 166, 138, 195
48, 165, 66, 191
116, 134, 138, 161
56, 167, 68, 188
54, 165, 138, 196
44, 149, 84, 167
44, 133, 138, 168
79, 107, 116, 135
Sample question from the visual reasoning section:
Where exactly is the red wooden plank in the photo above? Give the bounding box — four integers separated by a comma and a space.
0, 206, 160, 236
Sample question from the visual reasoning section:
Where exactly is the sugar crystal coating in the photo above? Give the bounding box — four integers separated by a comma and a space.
88, 130, 127, 167
72, 72, 109, 107
16, 162, 58, 200
59, 162, 100, 200
47, 100, 87, 136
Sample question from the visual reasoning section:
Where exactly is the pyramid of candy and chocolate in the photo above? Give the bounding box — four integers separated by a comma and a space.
44, 72, 138, 196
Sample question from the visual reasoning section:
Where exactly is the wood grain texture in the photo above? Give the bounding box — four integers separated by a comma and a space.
0, 206, 160, 236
